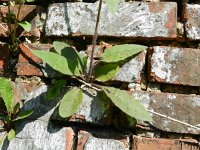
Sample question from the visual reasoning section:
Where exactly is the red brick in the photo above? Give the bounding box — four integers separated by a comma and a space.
0, 5, 44, 38
17, 43, 52, 76
132, 136, 199, 150
149, 46, 200, 86
17, 63, 43, 76
19, 43, 52, 63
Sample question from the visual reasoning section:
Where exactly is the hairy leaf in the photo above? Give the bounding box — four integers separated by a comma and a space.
47, 80, 67, 100
18, 21, 32, 32
13, 110, 33, 121
93, 63, 119, 82
101, 44, 146, 62
32, 50, 76, 75
106, 0, 119, 14
7, 129, 15, 141
59, 87, 83, 118
103, 87, 152, 122
0, 78, 14, 112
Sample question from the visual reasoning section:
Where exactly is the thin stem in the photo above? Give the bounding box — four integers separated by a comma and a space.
86, 0, 103, 82
12, 2, 22, 51
73, 77, 101, 91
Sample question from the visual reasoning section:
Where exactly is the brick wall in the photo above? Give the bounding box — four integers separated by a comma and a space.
0, 0, 200, 150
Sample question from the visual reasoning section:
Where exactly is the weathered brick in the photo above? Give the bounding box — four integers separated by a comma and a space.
185, 4, 200, 40
13, 80, 112, 125
52, 88, 113, 125
45, 2, 177, 39
149, 46, 200, 86
113, 50, 146, 83
131, 91, 200, 134
132, 136, 199, 150
0, 120, 67, 150
0, 5, 44, 38
77, 130, 129, 150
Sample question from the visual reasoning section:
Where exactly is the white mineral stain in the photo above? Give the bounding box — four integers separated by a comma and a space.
151, 47, 182, 82
167, 95, 176, 100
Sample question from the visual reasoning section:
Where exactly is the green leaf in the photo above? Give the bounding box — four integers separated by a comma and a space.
81, 55, 88, 71
18, 21, 32, 32
53, 41, 85, 73
93, 63, 119, 82
13, 103, 20, 115
13, 110, 33, 121
6, 116, 11, 125
0, 78, 14, 112
101, 44, 146, 63
53, 41, 70, 55
31, 50, 75, 76
103, 87, 152, 122
106, 0, 119, 14
47, 80, 67, 100
7, 129, 15, 141
59, 87, 83, 118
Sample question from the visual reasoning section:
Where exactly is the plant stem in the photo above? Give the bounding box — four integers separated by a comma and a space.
86, 0, 103, 83
74, 77, 101, 91
12, 2, 22, 51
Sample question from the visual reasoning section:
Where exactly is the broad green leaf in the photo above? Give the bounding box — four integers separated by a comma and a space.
0, 78, 14, 112
18, 21, 32, 32
93, 63, 119, 82
7, 129, 15, 141
59, 87, 83, 118
106, 0, 119, 14
53, 41, 85, 73
53, 41, 70, 55
47, 80, 67, 100
13, 110, 33, 121
103, 87, 152, 122
32, 50, 75, 75
101, 44, 146, 62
